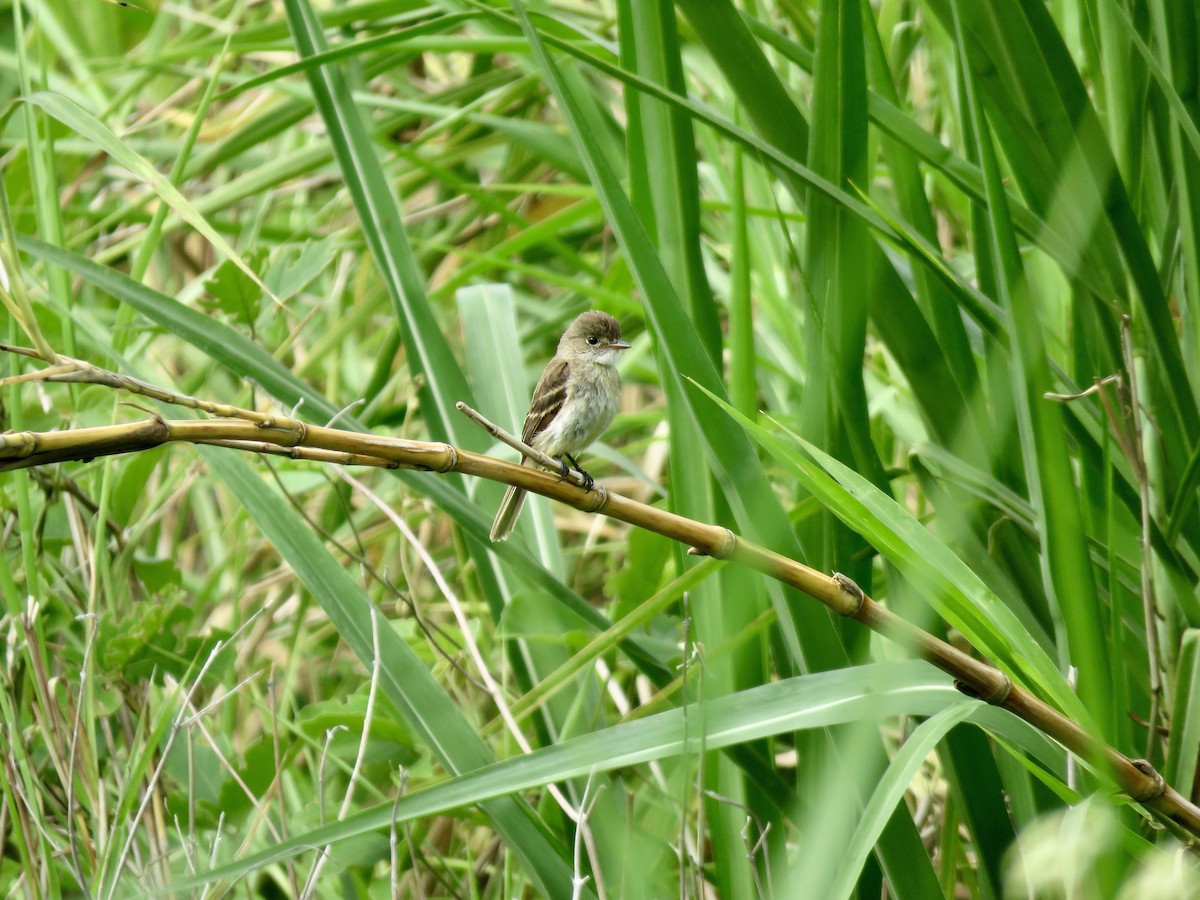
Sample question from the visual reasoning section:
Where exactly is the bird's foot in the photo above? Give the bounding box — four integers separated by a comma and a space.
564, 453, 594, 491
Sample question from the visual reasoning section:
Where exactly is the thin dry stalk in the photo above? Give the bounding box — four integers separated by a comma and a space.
1120, 318, 1165, 762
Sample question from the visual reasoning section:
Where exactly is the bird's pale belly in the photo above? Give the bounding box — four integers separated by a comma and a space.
533, 367, 620, 458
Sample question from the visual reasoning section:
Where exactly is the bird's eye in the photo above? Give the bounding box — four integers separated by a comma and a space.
587, 336, 599, 345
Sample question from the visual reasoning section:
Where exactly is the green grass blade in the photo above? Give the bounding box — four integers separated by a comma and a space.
201, 448, 582, 897
799, 0, 887, 574
951, 0, 1111, 737
825, 704, 977, 900
1165, 631, 1200, 798
691, 378, 1079, 716
509, 0, 849, 677
172, 662, 986, 888
281, 0, 474, 447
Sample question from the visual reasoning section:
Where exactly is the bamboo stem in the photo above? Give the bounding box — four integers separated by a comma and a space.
0, 408, 1196, 837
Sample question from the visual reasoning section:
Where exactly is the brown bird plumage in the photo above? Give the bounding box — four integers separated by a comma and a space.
490, 311, 629, 541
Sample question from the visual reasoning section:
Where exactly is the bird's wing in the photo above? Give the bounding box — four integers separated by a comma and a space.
521, 356, 569, 446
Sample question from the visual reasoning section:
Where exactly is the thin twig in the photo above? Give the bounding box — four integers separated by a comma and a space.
571, 774, 606, 900
1122, 317, 1164, 761
1043, 374, 1121, 402
455, 400, 590, 488
336, 469, 582, 822
0, 343, 296, 429
104, 607, 268, 897
302, 606, 383, 897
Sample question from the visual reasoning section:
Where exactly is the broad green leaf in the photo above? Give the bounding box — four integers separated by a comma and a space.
173, 661, 1051, 889
508, 0, 849, 677
826, 704, 978, 899
690, 379, 1080, 719
951, 0, 1111, 736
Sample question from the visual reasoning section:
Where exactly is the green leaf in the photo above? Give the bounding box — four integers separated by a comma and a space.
688, 378, 1081, 719
828, 704, 978, 899
263, 237, 338, 302
97, 595, 228, 684
1166, 631, 1200, 797
174, 661, 1014, 889
130, 555, 182, 593
202, 251, 266, 328
200, 447, 581, 897
297, 693, 419, 762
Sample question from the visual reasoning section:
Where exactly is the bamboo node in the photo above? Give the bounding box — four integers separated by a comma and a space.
439, 444, 458, 473
688, 528, 735, 558
1129, 759, 1167, 802
582, 483, 608, 512
954, 676, 1012, 705
7, 432, 36, 458
985, 676, 1013, 705
832, 572, 866, 616
715, 528, 736, 558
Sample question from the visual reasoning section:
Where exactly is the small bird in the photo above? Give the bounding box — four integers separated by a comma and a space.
489, 311, 630, 542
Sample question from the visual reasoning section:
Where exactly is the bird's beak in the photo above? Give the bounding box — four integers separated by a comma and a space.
612, 339, 631, 351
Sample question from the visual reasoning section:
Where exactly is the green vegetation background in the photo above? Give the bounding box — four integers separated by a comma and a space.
2, 0, 1200, 896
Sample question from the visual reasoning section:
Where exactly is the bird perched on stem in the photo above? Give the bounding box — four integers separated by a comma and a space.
489, 311, 630, 542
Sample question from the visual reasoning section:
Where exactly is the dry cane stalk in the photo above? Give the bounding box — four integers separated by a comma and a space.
0, 352, 1197, 840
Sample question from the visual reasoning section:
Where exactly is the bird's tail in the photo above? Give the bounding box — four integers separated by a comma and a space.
489, 483, 528, 542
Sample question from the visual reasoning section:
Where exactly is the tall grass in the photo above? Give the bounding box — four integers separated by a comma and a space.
2, 0, 1199, 895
